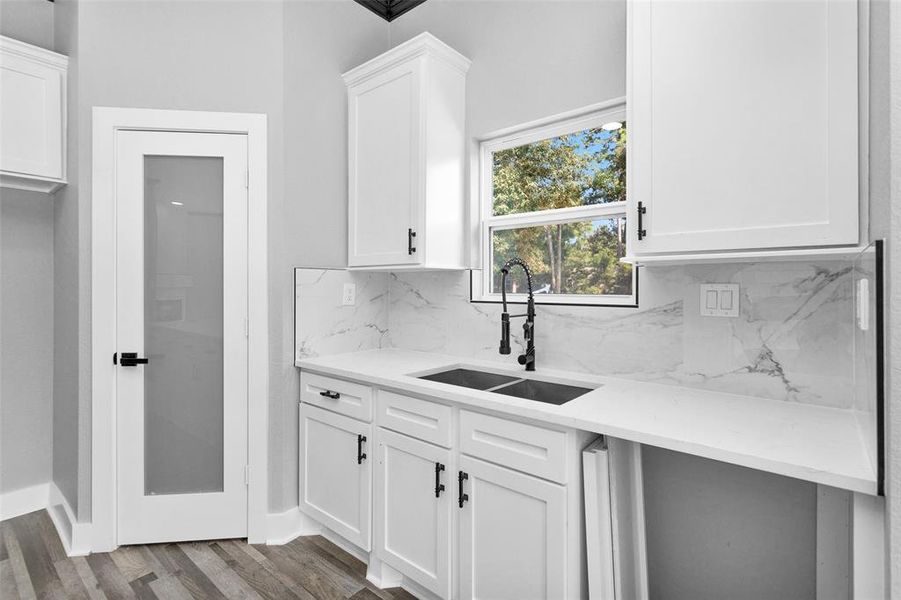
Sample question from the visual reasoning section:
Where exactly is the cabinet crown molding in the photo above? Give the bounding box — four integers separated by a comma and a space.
342, 32, 471, 86
0, 35, 68, 70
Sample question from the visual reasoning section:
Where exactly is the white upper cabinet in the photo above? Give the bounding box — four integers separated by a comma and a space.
0, 36, 67, 193
344, 33, 470, 269
627, 0, 859, 255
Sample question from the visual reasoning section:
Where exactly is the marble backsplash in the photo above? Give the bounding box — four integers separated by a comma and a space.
296, 257, 874, 410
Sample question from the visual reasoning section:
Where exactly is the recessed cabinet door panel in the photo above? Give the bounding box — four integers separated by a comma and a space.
629, 0, 858, 253
459, 456, 567, 600
375, 429, 452, 598
0, 52, 63, 179
299, 403, 372, 550
348, 61, 422, 267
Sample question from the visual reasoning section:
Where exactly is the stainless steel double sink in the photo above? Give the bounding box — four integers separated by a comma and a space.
416, 367, 596, 405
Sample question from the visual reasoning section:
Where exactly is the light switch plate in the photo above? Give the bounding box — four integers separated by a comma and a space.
700, 284, 739, 317
342, 283, 356, 306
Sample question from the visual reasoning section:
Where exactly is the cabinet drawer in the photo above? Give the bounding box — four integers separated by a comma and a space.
301, 372, 373, 422
377, 390, 453, 448
459, 410, 567, 484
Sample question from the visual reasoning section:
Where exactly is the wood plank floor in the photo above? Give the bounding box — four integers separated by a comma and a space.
0, 510, 418, 600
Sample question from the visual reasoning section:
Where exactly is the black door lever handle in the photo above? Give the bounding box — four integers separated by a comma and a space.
118, 352, 149, 367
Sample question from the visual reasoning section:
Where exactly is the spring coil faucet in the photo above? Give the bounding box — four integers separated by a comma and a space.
499, 257, 536, 371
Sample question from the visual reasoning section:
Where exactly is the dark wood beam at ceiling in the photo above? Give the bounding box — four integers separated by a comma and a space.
354, 0, 429, 22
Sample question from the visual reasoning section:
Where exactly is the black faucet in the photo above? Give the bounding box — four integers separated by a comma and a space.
499, 257, 536, 371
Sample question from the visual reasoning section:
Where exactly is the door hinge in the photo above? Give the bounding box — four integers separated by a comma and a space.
244, 318, 249, 338
245, 170, 249, 189
245, 465, 250, 486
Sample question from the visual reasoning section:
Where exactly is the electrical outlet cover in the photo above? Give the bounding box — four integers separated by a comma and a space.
342, 283, 356, 306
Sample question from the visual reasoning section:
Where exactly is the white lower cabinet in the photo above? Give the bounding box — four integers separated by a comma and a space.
374, 428, 453, 598
300, 381, 587, 599
299, 403, 372, 550
458, 455, 567, 600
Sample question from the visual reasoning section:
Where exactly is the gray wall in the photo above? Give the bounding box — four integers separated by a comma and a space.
0, 0, 54, 48
1, 191, 54, 494
278, 0, 388, 511
642, 448, 816, 600
1, 0, 56, 497
882, 0, 901, 593
865, 1, 898, 591
390, 0, 625, 140
51, 0, 81, 518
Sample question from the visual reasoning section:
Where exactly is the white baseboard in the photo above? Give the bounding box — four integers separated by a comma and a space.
320, 525, 370, 563
0, 483, 49, 521
0, 482, 90, 557
47, 482, 91, 556
266, 506, 322, 545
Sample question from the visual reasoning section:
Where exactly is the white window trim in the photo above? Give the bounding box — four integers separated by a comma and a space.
471, 98, 637, 307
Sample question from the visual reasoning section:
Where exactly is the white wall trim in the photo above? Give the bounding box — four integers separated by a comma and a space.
265, 506, 321, 545
1, 483, 91, 557
47, 483, 91, 556
91, 107, 269, 552
851, 492, 886, 599
0, 483, 49, 521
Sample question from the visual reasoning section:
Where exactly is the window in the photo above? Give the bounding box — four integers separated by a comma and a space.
471, 100, 636, 306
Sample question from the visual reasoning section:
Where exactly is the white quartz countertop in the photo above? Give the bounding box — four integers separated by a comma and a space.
297, 348, 877, 495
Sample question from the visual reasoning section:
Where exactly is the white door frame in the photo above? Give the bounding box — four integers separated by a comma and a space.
91, 107, 268, 551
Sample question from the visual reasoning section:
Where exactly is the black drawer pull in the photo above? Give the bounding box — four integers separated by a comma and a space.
458, 471, 469, 508
434, 462, 446, 498
319, 390, 340, 399
357, 434, 367, 464
408, 228, 417, 255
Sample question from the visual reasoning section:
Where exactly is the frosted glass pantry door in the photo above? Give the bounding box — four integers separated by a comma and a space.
115, 130, 248, 545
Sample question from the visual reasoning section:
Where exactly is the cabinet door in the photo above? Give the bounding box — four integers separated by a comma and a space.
628, 0, 858, 253
299, 403, 371, 550
374, 429, 452, 598
0, 50, 64, 179
348, 60, 423, 267
458, 456, 567, 600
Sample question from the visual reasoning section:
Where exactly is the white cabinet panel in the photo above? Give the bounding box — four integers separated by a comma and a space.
458, 455, 567, 600
375, 429, 452, 598
0, 36, 67, 191
348, 62, 421, 267
628, 0, 858, 254
299, 403, 372, 550
344, 33, 470, 270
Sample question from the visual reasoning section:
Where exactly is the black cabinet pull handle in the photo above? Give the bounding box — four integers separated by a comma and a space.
458, 471, 469, 508
357, 434, 367, 464
408, 228, 417, 255
118, 352, 149, 367
319, 390, 340, 400
434, 462, 446, 498
637, 201, 647, 240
